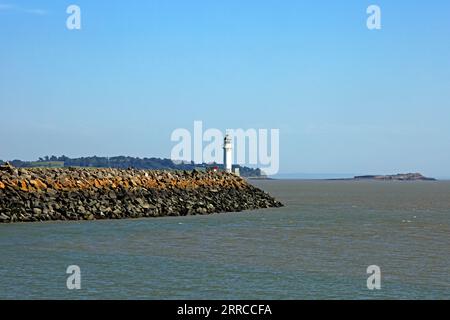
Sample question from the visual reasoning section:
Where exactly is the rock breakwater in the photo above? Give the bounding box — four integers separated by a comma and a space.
0, 164, 283, 223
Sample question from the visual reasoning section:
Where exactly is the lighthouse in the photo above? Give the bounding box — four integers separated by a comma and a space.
223, 134, 232, 173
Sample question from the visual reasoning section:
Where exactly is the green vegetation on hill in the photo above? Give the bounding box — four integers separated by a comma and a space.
0, 156, 264, 177
29, 161, 64, 168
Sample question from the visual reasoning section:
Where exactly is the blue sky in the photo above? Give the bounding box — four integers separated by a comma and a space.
1, 0, 449, 177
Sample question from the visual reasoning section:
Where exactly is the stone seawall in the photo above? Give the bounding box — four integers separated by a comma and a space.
0, 165, 283, 223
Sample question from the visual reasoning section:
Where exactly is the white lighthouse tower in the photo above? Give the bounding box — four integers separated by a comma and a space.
223, 134, 233, 173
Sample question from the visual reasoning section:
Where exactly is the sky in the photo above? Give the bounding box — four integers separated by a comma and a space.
1, 0, 449, 177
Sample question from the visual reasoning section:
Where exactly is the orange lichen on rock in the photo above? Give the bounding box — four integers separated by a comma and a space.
30, 179, 47, 190
20, 180, 28, 191
1, 167, 248, 193
94, 179, 102, 188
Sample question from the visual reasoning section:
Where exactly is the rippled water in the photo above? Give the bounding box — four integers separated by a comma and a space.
0, 180, 449, 299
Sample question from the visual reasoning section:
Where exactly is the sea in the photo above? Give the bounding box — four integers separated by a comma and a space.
0, 180, 449, 299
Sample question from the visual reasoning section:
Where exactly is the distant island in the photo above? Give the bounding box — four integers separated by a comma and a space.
0, 156, 266, 178
327, 173, 437, 181
349, 173, 436, 181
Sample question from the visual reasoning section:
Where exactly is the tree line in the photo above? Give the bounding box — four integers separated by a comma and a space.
0, 156, 263, 177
